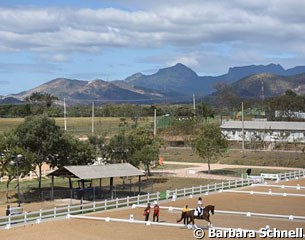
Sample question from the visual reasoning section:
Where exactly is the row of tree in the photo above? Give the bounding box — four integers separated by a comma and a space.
2, 90, 305, 121
0, 115, 164, 198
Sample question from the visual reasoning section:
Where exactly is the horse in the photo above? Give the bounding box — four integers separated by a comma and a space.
177, 205, 215, 227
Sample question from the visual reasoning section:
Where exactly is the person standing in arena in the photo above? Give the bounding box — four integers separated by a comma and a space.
143, 203, 150, 221
153, 201, 160, 222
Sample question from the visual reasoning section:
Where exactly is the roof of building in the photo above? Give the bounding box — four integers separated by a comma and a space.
221, 120, 305, 131
47, 163, 144, 179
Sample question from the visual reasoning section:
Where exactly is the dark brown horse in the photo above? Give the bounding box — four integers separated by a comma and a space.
177, 205, 215, 227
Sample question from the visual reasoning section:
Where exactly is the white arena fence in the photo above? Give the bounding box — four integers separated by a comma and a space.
221, 190, 305, 197
133, 204, 305, 221
0, 169, 304, 229
252, 184, 305, 190
68, 214, 263, 234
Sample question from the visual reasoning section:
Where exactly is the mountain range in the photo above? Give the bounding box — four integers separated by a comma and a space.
3, 63, 305, 105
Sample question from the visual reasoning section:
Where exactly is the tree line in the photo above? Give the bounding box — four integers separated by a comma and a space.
0, 115, 162, 201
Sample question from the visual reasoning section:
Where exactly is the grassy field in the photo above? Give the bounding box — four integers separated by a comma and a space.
0, 117, 153, 136
160, 147, 305, 168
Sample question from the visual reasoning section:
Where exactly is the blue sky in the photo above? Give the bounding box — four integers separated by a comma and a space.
0, 0, 305, 95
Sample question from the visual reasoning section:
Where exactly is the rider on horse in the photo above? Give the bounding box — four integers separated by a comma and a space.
196, 197, 204, 216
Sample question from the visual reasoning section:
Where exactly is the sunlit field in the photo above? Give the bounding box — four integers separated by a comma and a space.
0, 117, 153, 136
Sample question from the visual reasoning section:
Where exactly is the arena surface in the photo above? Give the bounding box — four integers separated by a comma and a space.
0, 178, 305, 240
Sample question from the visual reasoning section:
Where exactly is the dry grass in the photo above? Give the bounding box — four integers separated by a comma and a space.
160, 147, 305, 168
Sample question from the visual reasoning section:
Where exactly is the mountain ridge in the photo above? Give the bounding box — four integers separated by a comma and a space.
5, 63, 305, 105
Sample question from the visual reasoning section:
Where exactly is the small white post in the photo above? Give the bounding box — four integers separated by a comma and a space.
127, 196, 129, 207
24, 211, 27, 224
5, 215, 11, 229
105, 199, 107, 210
116, 198, 119, 208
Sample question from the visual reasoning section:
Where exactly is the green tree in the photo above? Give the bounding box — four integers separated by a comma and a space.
106, 129, 134, 164
191, 123, 228, 173
88, 135, 107, 162
58, 134, 95, 166
14, 115, 65, 189
106, 127, 161, 175
197, 102, 214, 121
129, 127, 161, 175
25, 92, 58, 115
0, 132, 34, 202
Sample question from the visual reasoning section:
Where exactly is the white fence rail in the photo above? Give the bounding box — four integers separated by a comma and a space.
133, 204, 305, 221
1, 169, 304, 229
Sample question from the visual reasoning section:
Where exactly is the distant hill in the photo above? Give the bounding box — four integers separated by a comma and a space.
7, 63, 305, 105
126, 63, 305, 96
0, 96, 23, 104
210, 72, 305, 100
10, 78, 179, 105
126, 63, 207, 95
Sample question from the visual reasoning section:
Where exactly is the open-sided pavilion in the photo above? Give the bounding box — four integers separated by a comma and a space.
47, 163, 145, 199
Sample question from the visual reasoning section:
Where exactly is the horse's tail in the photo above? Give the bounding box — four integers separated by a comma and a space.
177, 211, 186, 223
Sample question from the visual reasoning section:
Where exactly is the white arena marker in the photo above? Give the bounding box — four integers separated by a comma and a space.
5, 223, 11, 230
297, 184, 300, 190
246, 212, 251, 217
36, 219, 41, 224
205, 192, 209, 195
105, 217, 110, 222
66, 214, 71, 219
281, 185, 285, 189
146, 221, 151, 226
289, 215, 294, 220
286, 178, 289, 181
268, 189, 272, 194
132, 204, 136, 208
172, 193, 177, 201
250, 191, 254, 195
283, 193, 287, 197
130, 214, 134, 221
219, 189, 223, 193
295, 177, 299, 180
189, 194, 193, 198
168, 207, 173, 211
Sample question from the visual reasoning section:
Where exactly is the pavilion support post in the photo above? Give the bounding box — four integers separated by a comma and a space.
99, 178, 102, 189
51, 175, 54, 200
138, 175, 141, 194
110, 177, 114, 199
69, 177, 72, 189
80, 179, 85, 209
